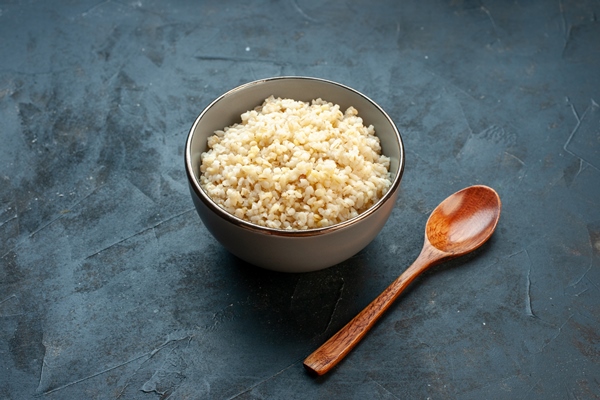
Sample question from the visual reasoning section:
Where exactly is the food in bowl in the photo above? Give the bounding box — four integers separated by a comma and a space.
186, 76, 405, 272
199, 96, 392, 230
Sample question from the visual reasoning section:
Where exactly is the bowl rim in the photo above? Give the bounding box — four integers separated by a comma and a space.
185, 76, 405, 237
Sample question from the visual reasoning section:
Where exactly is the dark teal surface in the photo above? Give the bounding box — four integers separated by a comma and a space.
1, 1, 599, 399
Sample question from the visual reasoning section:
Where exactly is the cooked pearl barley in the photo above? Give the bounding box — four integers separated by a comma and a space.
200, 96, 392, 230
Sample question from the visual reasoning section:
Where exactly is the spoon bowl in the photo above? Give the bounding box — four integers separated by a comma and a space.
426, 185, 501, 255
303, 185, 501, 376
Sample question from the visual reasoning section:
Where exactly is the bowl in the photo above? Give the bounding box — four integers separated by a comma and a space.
185, 76, 405, 273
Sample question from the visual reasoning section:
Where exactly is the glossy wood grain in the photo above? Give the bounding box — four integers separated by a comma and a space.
303, 185, 501, 376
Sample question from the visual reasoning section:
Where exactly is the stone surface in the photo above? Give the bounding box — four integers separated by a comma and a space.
1, 1, 599, 399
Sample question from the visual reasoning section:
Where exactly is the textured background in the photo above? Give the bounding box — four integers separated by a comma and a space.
1, 1, 599, 399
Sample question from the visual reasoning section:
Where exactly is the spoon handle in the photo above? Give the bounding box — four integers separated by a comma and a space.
303, 243, 444, 376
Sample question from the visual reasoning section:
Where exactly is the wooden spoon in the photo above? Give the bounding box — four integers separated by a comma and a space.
303, 185, 502, 376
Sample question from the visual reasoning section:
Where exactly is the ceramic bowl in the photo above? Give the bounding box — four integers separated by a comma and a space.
185, 76, 405, 272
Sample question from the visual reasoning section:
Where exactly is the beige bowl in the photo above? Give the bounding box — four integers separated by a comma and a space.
185, 77, 405, 272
